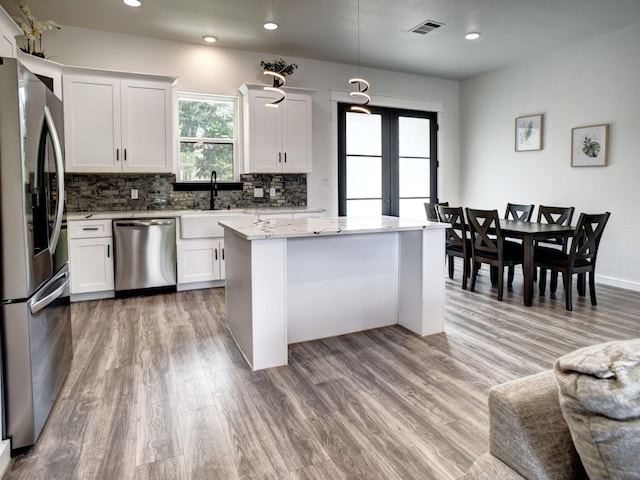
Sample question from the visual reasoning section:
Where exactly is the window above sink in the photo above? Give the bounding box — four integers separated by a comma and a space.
176, 92, 238, 183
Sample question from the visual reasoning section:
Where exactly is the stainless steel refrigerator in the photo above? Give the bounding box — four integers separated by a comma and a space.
0, 57, 72, 453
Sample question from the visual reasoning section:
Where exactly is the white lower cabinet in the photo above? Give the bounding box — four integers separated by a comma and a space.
177, 238, 225, 284
176, 213, 252, 290
68, 220, 115, 297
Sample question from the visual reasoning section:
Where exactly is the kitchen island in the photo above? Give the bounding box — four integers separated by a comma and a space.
220, 216, 448, 371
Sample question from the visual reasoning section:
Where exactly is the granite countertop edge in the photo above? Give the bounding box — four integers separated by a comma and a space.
66, 207, 326, 221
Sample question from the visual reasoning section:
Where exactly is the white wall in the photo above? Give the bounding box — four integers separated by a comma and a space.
460, 22, 640, 290
42, 26, 460, 217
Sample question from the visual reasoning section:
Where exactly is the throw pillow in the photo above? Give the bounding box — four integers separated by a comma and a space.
554, 338, 640, 480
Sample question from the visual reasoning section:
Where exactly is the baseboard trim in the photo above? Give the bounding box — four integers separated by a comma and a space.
596, 274, 640, 292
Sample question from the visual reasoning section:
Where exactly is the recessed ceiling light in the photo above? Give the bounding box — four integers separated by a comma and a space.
465, 32, 481, 40
202, 35, 218, 43
123, 0, 141, 7
263, 21, 278, 30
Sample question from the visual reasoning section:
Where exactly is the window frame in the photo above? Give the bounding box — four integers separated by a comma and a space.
175, 91, 240, 183
337, 103, 439, 217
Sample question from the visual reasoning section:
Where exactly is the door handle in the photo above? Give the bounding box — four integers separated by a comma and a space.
44, 106, 65, 255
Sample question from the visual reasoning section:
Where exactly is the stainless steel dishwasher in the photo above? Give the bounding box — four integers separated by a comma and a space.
113, 218, 177, 291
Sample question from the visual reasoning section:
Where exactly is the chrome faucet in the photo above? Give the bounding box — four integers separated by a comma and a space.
210, 170, 218, 210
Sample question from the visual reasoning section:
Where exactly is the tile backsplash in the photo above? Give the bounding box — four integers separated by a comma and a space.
64, 173, 307, 212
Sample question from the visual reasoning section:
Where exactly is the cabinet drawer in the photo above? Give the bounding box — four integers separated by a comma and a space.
68, 219, 113, 239
180, 214, 252, 239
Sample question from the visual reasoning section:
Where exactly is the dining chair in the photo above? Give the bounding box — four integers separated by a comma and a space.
505, 203, 535, 221
535, 205, 576, 292
436, 205, 470, 289
424, 201, 448, 222
535, 212, 610, 311
505, 203, 534, 286
466, 208, 525, 301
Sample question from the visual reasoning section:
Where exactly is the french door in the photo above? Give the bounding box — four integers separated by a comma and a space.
337, 103, 438, 219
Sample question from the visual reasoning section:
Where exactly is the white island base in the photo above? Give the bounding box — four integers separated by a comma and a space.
220, 216, 447, 371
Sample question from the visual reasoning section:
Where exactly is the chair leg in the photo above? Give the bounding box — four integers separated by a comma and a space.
470, 262, 479, 292
539, 268, 547, 296
564, 272, 573, 311
589, 271, 597, 305
497, 266, 504, 301
461, 257, 469, 290
550, 271, 558, 292
577, 273, 586, 297
507, 266, 514, 287
490, 266, 498, 287
448, 255, 455, 279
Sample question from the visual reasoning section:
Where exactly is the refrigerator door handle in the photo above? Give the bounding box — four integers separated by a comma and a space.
44, 105, 65, 255
29, 269, 69, 315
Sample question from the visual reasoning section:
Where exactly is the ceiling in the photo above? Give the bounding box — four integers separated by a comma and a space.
4, 0, 640, 80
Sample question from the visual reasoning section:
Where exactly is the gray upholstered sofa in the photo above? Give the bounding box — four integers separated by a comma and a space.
463, 370, 587, 479
464, 338, 640, 480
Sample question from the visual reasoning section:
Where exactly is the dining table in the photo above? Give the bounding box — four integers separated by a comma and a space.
499, 219, 575, 306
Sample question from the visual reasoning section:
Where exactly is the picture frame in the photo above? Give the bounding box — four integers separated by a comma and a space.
571, 124, 609, 167
515, 114, 543, 151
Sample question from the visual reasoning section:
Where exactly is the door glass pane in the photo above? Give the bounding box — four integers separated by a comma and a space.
399, 157, 430, 198
347, 199, 382, 217
346, 112, 381, 156
399, 117, 430, 157
400, 198, 430, 220
346, 156, 381, 198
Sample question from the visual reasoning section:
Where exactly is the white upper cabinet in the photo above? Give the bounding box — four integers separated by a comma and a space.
240, 83, 313, 174
63, 72, 173, 173
0, 6, 20, 58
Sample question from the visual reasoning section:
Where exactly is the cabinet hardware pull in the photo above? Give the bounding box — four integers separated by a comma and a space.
124, 148, 127, 161
215, 248, 218, 261
82, 227, 99, 231
116, 149, 120, 161
284, 152, 287, 163
278, 152, 282, 163
107, 245, 110, 258
222, 248, 225, 260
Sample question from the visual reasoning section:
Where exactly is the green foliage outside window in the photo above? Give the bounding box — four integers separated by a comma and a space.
178, 95, 236, 181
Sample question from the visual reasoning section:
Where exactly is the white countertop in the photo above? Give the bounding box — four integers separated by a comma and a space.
66, 206, 325, 221
219, 215, 447, 240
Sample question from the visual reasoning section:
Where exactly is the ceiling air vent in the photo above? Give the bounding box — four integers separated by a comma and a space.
410, 20, 445, 35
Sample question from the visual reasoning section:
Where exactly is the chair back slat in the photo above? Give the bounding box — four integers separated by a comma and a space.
466, 208, 501, 258
437, 206, 467, 248
425, 201, 448, 221
536, 205, 575, 248
505, 203, 535, 221
570, 212, 611, 266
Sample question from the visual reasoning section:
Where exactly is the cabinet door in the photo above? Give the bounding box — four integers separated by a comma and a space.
282, 93, 312, 173
219, 240, 226, 279
63, 75, 121, 173
177, 238, 222, 284
245, 89, 282, 173
121, 80, 172, 173
69, 237, 115, 294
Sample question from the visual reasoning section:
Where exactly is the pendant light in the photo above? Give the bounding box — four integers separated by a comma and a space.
263, 70, 286, 108
262, 0, 286, 108
264, 0, 278, 30
349, 0, 371, 114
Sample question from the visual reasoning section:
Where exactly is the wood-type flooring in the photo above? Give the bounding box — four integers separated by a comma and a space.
5, 269, 640, 479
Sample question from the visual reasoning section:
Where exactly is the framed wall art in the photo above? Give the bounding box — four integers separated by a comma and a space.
515, 114, 543, 151
571, 124, 609, 167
